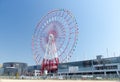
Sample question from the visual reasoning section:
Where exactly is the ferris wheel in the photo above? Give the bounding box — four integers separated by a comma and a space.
32, 9, 79, 73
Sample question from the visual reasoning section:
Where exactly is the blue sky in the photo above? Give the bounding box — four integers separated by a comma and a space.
0, 0, 120, 65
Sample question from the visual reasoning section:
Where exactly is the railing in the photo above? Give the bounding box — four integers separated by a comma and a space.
0, 74, 120, 80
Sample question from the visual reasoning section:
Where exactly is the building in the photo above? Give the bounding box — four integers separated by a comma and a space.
3, 62, 27, 76
1, 55, 120, 79
27, 65, 40, 76
58, 55, 120, 78
0, 64, 4, 75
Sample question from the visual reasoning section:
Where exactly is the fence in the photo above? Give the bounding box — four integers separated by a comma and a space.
0, 74, 120, 80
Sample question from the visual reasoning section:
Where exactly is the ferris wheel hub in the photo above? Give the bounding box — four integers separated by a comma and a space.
49, 33, 54, 41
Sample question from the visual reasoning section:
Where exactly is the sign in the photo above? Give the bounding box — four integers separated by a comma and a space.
69, 66, 79, 73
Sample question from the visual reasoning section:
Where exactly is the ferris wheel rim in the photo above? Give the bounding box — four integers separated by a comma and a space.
32, 9, 79, 64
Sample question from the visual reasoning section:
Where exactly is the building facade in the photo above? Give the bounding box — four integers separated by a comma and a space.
1, 55, 120, 79
27, 65, 40, 76
58, 55, 120, 78
3, 62, 27, 76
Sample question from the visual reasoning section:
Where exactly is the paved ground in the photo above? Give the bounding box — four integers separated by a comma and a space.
0, 79, 119, 82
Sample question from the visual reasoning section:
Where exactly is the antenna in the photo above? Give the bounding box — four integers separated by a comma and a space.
106, 48, 109, 57
113, 52, 116, 57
